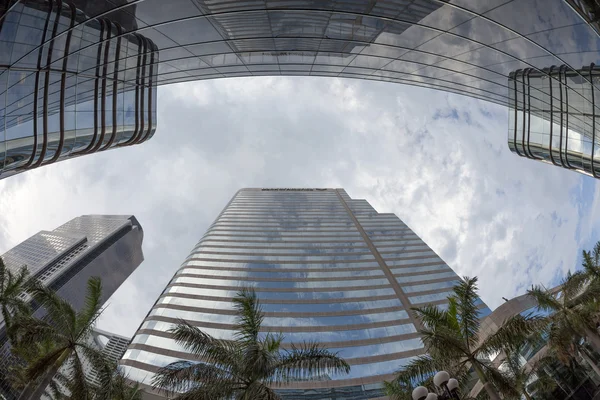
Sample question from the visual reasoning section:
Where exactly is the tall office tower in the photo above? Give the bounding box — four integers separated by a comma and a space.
0, 215, 144, 399
120, 188, 490, 399
3, 0, 600, 179
0, 0, 157, 179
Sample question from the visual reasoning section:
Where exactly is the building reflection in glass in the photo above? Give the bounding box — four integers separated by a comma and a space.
0, 0, 157, 179
3, 0, 600, 178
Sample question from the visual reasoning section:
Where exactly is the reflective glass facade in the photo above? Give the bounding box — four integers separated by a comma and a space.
3, 0, 600, 179
0, 0, 157, 179
0, 215, 144, 399
121, 188, 490, 399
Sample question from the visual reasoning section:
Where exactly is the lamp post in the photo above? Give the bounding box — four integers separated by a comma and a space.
411, 371, 461, 400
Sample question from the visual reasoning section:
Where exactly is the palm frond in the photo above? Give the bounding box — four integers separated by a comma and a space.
269, 342, 350, 384
383, 378, 413, 400
479, 314, 546, 357
412, 304, 454, 331
28, 282, 77, 335
480, 361, 519, 398
527, 285, 561, 313
232, 287, 263, 343
169, 320, 240, 371
151, 360, 234, 395
75, 277, 104, 333
393, 354, 447, 385
241, 381, 280, 400
453, 276, 481, 350
22, 346, 68, 381
418, 326, 468, 359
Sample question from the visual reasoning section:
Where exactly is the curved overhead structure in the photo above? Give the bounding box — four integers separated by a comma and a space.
2, 0, 600, 178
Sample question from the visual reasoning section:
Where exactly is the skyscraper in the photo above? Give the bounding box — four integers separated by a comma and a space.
120, 188, 490, 399
2, 0, 600, 179
0, 214, 144, 399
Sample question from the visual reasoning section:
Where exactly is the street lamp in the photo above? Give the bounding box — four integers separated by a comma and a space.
411, 371, 461, 400
434, 371, 460, 400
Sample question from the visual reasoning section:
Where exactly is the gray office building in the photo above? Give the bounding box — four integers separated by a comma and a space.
0, 215, 144, 399
3, 0, 600, 179
120, 188, 490, 399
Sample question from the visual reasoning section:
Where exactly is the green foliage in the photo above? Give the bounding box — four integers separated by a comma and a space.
9, 277, 132, 400
151, 288, 350, 399
386, 277, 542, 400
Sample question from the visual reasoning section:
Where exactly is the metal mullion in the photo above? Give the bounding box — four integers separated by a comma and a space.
557, 65, 568, 168
89, 18, 113, 152
70, 19, 106, 155
133, 37, 148, 144
590, 63, 599, 177
99, 22, 123, 150
563, 65, 574, 169
21, 0, 53, 169
139, 40, 156, 144
117, 34, 143, 147
44, 1, 75, 165
547, 65, 560, 166
33, 0, 62, 168
525, 68, 539, 159
520, 69, 529, 158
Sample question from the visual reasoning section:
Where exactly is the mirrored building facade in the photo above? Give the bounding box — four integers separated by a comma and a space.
120, 188, 491, 399
0, 215, 144, 399
3, 0, 600, 178
0, 0, 157, 179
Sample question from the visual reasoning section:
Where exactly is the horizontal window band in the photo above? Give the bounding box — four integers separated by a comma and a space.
136, 328, 421, 349
152, 303, 405, 318
156, 292, 400, 304
189, 250, 375, 257
185, 257, 380, 264
175, 272, 387, 282
178, 264, 383, 273
144, 315, 412, 333
126, 343, 425, 366
196, 238, 368, 243
118, 360, 397, 389
193, 244, 372, 250
166, 282, 392, 293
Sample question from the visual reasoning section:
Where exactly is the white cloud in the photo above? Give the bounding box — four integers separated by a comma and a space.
0, 76, 598, 336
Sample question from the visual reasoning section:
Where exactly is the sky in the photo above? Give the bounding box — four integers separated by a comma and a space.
1, 76, 599, 338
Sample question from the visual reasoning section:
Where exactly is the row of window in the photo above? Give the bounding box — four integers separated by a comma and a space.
157, 295, 403, 313
165, 285, 396, 300
139, 319, 416, 342
130, 333, 423, 360
171, 275, 391, 289
149, 306, 409, 327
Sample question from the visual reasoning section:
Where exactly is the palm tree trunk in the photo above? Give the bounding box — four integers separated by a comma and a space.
18, 349, 70, 400
579, 347, 600, 380
472, 362, 501, 400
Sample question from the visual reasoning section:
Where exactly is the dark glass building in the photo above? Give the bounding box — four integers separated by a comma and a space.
0, 214, 144, 399
3, 0, 600, 178
120, 188, 490, 399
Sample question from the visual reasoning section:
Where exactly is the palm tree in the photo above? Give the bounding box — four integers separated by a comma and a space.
152, 288, 350, 399
13, 277, 109, 400
527, 271, 600, 365
386, 277, 541, 400
45, 360, 143, 400
581, 241, 600, 284
0, 256, 31, 340
500, 344, 558, 400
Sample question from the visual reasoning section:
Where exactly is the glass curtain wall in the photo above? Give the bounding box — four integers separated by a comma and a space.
4, 0, 600, 178
121, 188, 490, 399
